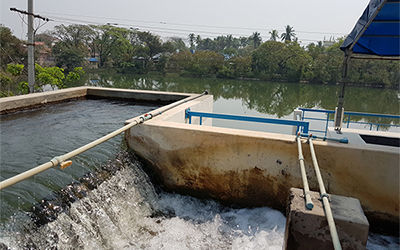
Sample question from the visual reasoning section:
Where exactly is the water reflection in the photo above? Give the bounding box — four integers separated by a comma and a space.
70, 72, 399, 126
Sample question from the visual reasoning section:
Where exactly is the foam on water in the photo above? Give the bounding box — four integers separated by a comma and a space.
0, 159, 287, 249
1, 157, 397, 250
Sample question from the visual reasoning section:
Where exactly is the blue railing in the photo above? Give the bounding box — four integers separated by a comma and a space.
185, 109, 310, 133
299, 108, 400, 136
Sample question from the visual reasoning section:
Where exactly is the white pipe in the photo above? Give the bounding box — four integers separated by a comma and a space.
296, 136, 313, 210
309, 138, 342, 250
0, 91, 208, 190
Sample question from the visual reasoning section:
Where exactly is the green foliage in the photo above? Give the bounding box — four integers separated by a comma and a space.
252, 41, 286, 79
281, 25, 296, 42
186, 51, 224, 76
36, 64, 65, 89
51, 24, 92, 71
167, 51, 224, 76
0, 25, 26, 69
1, 65, 24, 96
0, 72, 12, 85
6, 64, 24, 76
1, 23, 397, 89
218, 56, 252, 79
52, 43, 85, 71
17, 81, 29, 94
269, 30, 279, 41
65, 67, 85, 83
164, 37, 187, 52
167, 51, 193, 73
252, 41, 311, 82
155, 55, 169, 73
250, 32, 262, 48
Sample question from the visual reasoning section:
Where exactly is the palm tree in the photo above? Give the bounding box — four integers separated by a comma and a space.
226, 34, 233, 48
195, 35, 201, 47
280, 25, 296, 42
239, 37, 248, 48
269, 30, 279, 41
188, 33, 195, 49
251, 32, 262, 48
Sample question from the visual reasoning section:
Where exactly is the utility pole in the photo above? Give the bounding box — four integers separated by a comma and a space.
10, 3, 49, 93
27, 0, 35, 93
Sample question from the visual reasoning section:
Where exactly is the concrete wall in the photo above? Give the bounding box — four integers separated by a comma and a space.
284, 188, 369, 250
126, 99, 399, 226
0, 87, 190, 114
0, 87, 88, 114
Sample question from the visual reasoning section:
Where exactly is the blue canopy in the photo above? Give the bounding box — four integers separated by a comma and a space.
340, 0, 400, 58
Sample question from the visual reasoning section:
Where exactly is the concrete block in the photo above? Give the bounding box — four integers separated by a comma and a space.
284, 187, 369, 250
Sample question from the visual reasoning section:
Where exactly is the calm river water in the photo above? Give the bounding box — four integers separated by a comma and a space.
76, 73, 400, 134
0, 74, 399, 249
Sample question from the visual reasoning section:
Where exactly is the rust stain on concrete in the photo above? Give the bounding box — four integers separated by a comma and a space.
126, 119, 399, 227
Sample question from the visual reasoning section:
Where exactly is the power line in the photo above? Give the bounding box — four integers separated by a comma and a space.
48, 15, 326, 43
10, 8, 51, 22
40, 10, 346, 36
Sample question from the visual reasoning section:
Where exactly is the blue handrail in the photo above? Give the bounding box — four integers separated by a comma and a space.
298, 108, 400, 136
185, 109, 310, 133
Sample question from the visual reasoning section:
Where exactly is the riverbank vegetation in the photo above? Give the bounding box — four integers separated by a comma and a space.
1, 24, 399, 96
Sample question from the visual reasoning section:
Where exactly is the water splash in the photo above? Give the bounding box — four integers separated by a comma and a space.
0, 153, 398, 249
0, 153, 287, 249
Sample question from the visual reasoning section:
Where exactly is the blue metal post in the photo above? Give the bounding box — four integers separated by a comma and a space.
303, 123, 309, 134
325, 114, 330, 136
347, 114, 351, 128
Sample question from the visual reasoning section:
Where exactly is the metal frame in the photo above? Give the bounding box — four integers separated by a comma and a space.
335, 0, 399, 131
185, 109, 310, 134
300, 108, 400, 136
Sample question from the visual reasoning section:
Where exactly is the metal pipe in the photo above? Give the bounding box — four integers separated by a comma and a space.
296, 136, 313, 210
309, 138, 342, 250
299, 133, 348, 144
0, 91, 208, 190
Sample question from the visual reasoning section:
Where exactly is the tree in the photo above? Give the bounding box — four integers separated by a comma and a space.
136, 31, 163, 57
269, 30, 279, 41
52, 24, 94, 48
166, 37, 187, 52
52, 43, 85, 70
239, 37, 249, 48
188, 33, 195, 49
197, 38, 215, 51
250, 32, 262, 48
90, 25, 133, 68
35, 33, 56, 47
252, 41, 286, 79
196, 35, 202, 47
281, 25, 296, 42
51, 24, 92, 70
252, 41, 311, 82
35, 64, 65, 89
0, 25, 26, 68
7, 64, 24, 76
2, 63, 26, 95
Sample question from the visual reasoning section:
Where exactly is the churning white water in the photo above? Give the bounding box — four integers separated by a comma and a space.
1, 157, 399, 249
1, 161, 286, 249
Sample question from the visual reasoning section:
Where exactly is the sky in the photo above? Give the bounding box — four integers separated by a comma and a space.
1, 0, 370, 45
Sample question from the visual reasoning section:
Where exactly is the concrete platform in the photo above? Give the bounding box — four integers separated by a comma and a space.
284, 188, 369, 250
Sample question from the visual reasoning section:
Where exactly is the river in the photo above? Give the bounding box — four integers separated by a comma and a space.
76, 73, 400, 134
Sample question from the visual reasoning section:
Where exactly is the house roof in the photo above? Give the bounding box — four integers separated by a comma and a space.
89, 57, 99, 62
